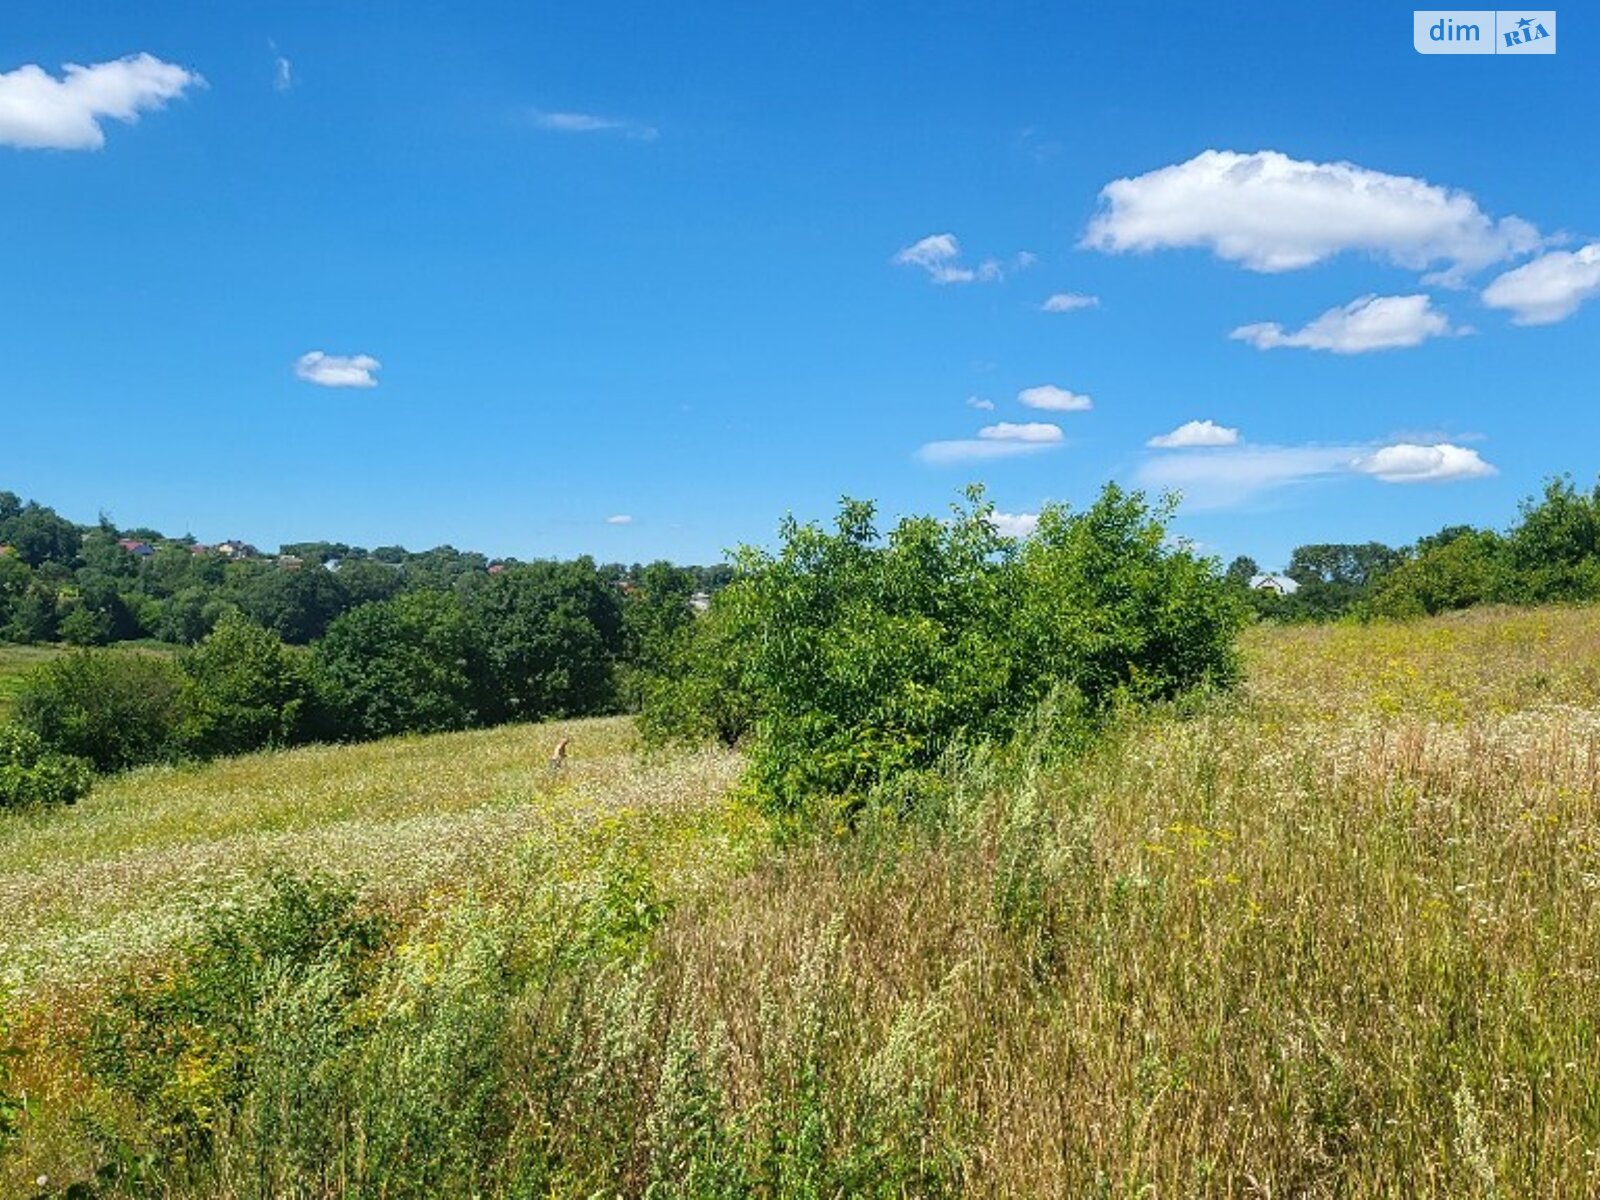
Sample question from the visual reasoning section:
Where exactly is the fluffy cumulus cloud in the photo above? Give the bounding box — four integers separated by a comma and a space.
295, 351, 381, 388
1041, 292, 1099, 312
1351, 443, 1496, 484
1147, 419, 1239, 448
1082, 150, 1539, 279
0, 53, 204, 150
529, 109, 658, 140
1481, 244, 1600, 325
918, 421, 1065, 465
989, 511, 1039, 538
1018, 384, 1092, 412
1231, 294, 1459, 354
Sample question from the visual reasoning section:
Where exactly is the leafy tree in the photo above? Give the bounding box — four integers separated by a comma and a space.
1505, 476, 1600, 602
236, 563, 352, 643
1224, 555, 1260, 588
0, 499, 80, 567
315, 592, 486, 739
4, 580, 59, 644
179, 613, 317, 757
461, 559, 623, 723
15, 649, 186, 771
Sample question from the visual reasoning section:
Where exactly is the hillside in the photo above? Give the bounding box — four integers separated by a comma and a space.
4, 605, 1600, 1195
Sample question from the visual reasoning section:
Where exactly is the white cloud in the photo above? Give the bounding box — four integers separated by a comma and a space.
966, 395, 995, 411
1018, 384, 1092, 412
1231, 294, 1459, 353
295, 351, 381, 388
1351, 443, 1496, 484
1041, 292, 1099, 312
1147, 419, 1240, 448
1137, 445, 1363, 510
894, 234, 977, 284
979, 422, 1063, 443
1139, 439, 1497, 509
893, 234, 1025, 285
605, 514, 634, 525
1082, 149, 1539, 278
989, 511, 1039, 538
529, 109, 658, 140
1481, 243, 1600, 325
0, 53, 204, 150
918, 420, 1065, 465
274, 55, 293, 92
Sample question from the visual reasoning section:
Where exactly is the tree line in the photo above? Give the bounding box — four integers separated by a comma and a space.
1224, 475, 1600, 622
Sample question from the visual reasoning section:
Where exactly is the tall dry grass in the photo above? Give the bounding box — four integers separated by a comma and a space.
4, 605, 1600, 1196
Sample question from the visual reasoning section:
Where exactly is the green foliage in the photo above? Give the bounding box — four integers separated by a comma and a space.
638, 595, 760, 747
14, 648, 186, 772
1505, 475, 1600, 602
315, 592, 486, 739
460, 558, 624, 722
653, 485, 1243, 816
178, 613, 317, 757
1365, 530, 1511, 619
85, 872, 387, 1148
0, 722, 93, 809
0, 993, 22, 1157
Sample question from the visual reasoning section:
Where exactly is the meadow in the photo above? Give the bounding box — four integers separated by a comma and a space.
0, 645, 61, 723
4, 605, 1600, 1196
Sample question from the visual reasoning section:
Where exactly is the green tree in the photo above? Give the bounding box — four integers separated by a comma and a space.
461, 559, 623, 723
179, 612, 317, 757
1224, 555, 1260, 588
315, 592, 486, 739
1505, 476, 1600, 602
1365, 530, 1510, 619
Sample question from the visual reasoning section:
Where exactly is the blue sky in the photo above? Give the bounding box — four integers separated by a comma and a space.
2, 3, 1594, 569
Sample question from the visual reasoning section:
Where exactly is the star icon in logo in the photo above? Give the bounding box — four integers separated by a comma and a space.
1517, 15, 1534, 29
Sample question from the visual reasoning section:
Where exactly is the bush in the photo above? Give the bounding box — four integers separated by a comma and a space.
650, 485, 1243, 816
0, 722, 93, 809
14, 648, 185, 772
179, 612, 318, 757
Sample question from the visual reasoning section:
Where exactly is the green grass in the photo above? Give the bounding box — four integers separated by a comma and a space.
0, 644, 63, 722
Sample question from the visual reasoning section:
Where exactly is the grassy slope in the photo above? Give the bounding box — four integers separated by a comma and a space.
1, 717, 745, 999
5, 605, 1600, 1195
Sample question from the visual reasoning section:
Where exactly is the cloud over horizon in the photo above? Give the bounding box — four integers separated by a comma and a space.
1018, 384, 1093, 412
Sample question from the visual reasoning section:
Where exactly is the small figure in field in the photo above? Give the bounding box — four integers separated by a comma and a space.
548, 737, 571, 775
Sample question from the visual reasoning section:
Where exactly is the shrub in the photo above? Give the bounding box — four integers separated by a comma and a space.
0, 722, 93, 809
178, 612, 317, 757
14, 648, 185, 772
652, 485, 1243, 816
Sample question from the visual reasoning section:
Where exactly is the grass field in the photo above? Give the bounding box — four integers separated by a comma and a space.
4, 606, 1600, 1196
0, 644, 62, 722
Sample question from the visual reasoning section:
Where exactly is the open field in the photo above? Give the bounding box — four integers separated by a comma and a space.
5, 605, 1600, 1195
